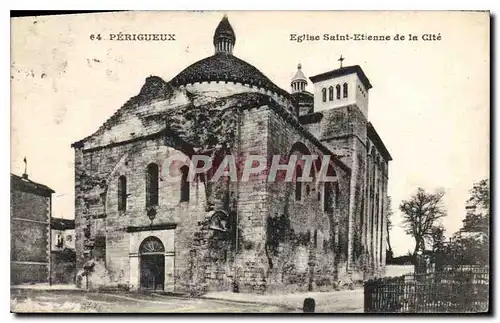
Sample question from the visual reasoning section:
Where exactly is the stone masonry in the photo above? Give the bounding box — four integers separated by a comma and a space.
71, 16, 391, 294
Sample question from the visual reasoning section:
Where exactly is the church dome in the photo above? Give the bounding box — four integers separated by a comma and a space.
170, 53, 289, 98
169, 16, 290, 100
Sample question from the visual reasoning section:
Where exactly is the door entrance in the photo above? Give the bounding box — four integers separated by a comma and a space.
139, 236, 165, 291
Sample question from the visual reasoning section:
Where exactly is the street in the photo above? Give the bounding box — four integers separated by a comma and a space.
11, 288, 364, 313
11, 289, 291, 313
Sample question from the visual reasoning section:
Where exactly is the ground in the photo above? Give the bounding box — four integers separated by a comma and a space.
10, 287, 364, 313
11, 289, 287, 313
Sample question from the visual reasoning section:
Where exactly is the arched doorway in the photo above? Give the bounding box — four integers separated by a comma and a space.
139, 236, 165, 291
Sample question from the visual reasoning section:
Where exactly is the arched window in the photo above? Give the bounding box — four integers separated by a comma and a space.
314, 229, 318, 248
146, 163, 159, 208
180, 165, 190, 202
139, 236, 165, 254
336, 84, 341, 99
295, 166, 302, 201
343, 82, 348, 98
328, 86, 334, 101
322, 88, 327, 102
118, 175, 127, 212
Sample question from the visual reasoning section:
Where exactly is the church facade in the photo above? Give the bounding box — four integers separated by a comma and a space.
72, 16, 391, 294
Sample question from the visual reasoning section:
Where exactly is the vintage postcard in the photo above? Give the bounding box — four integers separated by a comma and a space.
10, 11, 490, 313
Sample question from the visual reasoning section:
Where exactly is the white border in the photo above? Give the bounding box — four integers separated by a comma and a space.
2, 2, 497, 322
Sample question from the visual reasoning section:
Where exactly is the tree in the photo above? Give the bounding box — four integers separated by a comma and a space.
399, 188, 447, 269
385, 196, 394, 262
430, 225, 446, 252
429, 225, 446, 270
446, 179, 490, 266
462, 179, 489, 235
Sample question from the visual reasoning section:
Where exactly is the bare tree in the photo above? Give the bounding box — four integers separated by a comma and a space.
385, 196, 394, 262
399, 188, 447, 268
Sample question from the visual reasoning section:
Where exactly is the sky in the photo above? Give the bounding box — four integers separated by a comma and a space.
10, 11, 489, 256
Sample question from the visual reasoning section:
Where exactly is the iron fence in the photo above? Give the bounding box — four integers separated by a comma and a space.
364, 266, 489, 313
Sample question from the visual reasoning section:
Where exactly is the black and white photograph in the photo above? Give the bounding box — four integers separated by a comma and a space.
9, 10, 490, 313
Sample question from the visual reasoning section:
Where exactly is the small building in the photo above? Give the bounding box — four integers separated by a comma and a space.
51, 218, 76, 284
11, 173, 54, 285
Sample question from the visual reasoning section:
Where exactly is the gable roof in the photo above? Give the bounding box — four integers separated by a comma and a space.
11, 173, 55, 197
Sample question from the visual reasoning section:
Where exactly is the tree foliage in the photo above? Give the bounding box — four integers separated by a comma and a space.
441, 179, 490, 267
399, 188, 447, 264
462, 179, 490, 235
430, 225, 446, 251
444, 236, 489, 266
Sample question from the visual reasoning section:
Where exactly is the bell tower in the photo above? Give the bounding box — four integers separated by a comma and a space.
310, 59, 371, 119
309, 58, 374, 273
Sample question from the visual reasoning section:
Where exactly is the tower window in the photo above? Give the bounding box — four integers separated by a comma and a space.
146, 163, 159, 208
343, 83, 348, 98
322, 88, 327, 102
336, 84, 341, 99
328, 86, 334, 101
118, 175, 127, 212
295, 166, 302, 201
180, 165, 190, 202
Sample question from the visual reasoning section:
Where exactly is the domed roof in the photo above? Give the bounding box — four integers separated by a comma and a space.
213, 15, 236, 46
169, 15, 290, 99
170, 53, 290, 98
291, 63, 308, 83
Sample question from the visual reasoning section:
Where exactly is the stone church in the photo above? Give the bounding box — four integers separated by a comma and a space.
72, 16, 391, 294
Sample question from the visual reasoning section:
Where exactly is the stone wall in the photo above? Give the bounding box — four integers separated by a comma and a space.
262, 105, 353, 292
10, 190, 50, 284
51, 250, 76, 284
303, 103, 390, 279
73, 86, 381, 293
75, 135, 212, 292
229, 106, 270, 293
